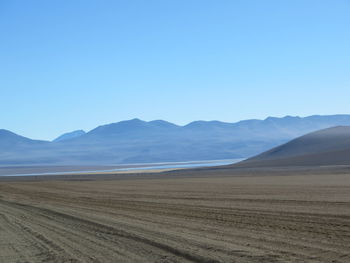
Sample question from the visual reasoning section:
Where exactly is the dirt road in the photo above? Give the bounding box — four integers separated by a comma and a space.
0, 170, 349, 262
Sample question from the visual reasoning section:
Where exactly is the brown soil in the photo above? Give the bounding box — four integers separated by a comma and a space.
0, 168, 349, 262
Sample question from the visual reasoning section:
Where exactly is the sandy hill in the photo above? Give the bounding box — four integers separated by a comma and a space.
234, 126, 350, 167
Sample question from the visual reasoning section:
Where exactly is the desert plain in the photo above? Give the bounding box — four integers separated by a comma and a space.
0, 167, 349, 263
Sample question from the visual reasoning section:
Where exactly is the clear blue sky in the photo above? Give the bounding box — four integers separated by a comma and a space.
1, 0, 349, 140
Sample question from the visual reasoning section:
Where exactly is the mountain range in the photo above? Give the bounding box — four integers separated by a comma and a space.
1, 114, 350, 166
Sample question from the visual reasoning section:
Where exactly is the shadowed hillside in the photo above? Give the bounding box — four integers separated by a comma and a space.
234, 126, 350, 167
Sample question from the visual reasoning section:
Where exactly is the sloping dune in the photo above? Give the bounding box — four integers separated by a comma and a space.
234, 126, 350, 167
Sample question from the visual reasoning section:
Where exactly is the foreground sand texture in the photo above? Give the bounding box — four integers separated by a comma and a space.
0, 169, 350, 262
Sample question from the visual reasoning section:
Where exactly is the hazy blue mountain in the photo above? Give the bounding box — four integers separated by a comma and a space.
2, 114, 350, 166
0, 129, 32, 149
0, 129, 49, 165
0, 129, 47, 149
53, 130, 86, 142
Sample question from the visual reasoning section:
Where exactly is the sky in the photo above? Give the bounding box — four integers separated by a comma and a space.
0, 0, 349, 140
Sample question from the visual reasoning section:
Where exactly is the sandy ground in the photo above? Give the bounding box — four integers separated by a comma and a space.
0, 164, 181, 176
0, 168, 349, 262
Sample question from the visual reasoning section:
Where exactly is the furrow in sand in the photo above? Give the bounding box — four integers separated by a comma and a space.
0, 200, 220, 263
57, 200, 347, 258
0, 198, 303, 263
63, 198, 350, 244
3, 197, 348, 263
72, 202, 350, 263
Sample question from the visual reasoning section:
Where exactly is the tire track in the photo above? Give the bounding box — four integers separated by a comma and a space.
0, 199, 220, 263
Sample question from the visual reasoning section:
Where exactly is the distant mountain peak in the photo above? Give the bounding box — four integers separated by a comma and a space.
148, 120, 179, 128
88, 118, 178, 136
264, 115, 300, 121
53, 130, 86, 142
125, 118, 143, 123
0, 129, 14, 135
185, 120, 228, 128
0, 129, 30, 140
